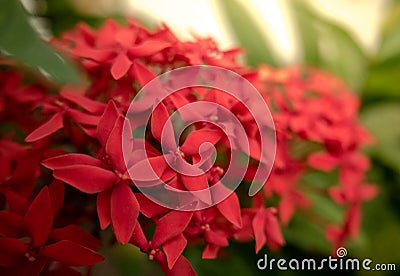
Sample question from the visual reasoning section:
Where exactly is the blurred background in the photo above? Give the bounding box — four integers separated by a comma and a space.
2, 0, 400, 275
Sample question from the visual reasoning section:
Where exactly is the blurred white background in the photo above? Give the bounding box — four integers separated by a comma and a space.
70, 0, 388, 63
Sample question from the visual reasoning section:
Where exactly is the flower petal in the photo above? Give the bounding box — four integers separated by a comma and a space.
201, 244, 219, 259
25, 187, 53, 247
163, 234, 187, 269
67, 109, 100, 125
180, 174, 211, 205
152, 211, 193, 248
111, 52, 132, 80
252, 208, 266, 253
48, 180, 65, 215
97, 101, 121, 147
181, 128, 222, 156
0, 238, 28, 266
216, 193, 242, 228
156, 254, 196, 276
42, 153, 102, 170
25, 112, 64, 142
111, 184, 139, 244
97, 189, 112, 229
105, 116, 126, 173
51, 225, 101, 250
128, 40, 170, 57
0, 211, 25, 237
53, 165, 117, 193
308, 152, 339, 171
130, 222, 148, 250
131, 60, 156, 87
136, 193, 169, 218
264, 209, 285, 248
40, 240, 104, 266
61, 88, 106, 114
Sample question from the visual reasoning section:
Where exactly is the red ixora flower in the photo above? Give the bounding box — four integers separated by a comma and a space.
42, 101, 139, 244
0, 16, 377, 276
0, 185, 103, 276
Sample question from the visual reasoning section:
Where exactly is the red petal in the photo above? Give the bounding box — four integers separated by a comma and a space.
0, 211, 25, 237
111, 184, 139, 244
48, 180, 65, 215
0, 238, 28, 265
5, 191, 29, 215
216, 193, 242, 228
128, 155, 170, 183
115, 28, 136, 48
181, 128, 222, 156
131, 60, 156, 87
51, 225, 101, 250
180, 174, 211, 205
67, 109, 100, 125
53, 165, 117, 193
156, 254, 196, 276
360, 184, 378, 200
308, 152, 339, 171
152, 211, 193, 248
204, 230, 229, 246
278, 197, 295, 225
136, 193, 169, 218
264, 209, 285, 247
70, 47, 114, 62
97, 101, 121, 146
42, 153, 102, 170
111, 52, 132, 80
25, 112, 64, 142
201, 244, 219, 259
252, 208, 266, 253
105, 116, 126, 173
40, 240, 104, 266
128, 40, 170, 57
130, 222, 148, 250
97, 189, 112, 229
151, 102, 170, 143
61, 88, 106, 114
163, 233, 187, 269
25, 187, 53, 247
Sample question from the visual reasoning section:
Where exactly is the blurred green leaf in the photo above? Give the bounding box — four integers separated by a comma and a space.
308, 192, 343, 225
377, 1, 400, 62
290, 0, 320, 65
289, 0, 367, 91
283, 215, 331, 254
361, 103, 400, 173
186, 245, 253, 276
362, 1, 400, 101
0, 0, 80, 84
217, 0, 278, 67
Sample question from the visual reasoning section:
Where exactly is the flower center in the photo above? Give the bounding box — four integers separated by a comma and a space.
200, 223, 210, 231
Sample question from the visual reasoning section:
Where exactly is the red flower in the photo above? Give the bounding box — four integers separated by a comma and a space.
0, 186, 103, 275
42, 101, 139, 244
64, 19, 171, 80
130, 211, 196, 275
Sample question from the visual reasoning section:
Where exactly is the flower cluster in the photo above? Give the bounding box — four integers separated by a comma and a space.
0, 19, 376, 275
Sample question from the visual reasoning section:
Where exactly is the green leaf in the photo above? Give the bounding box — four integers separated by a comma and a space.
0, 0, 80, 84
289, 0, 367, 91
283, 215, 331, 253
316, 16, 367, 91
361, 103, 400, 173
377, 1, 400, 62
217, 0, 278, 67
362, 1, 400, 101
289, 0, 320, 65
